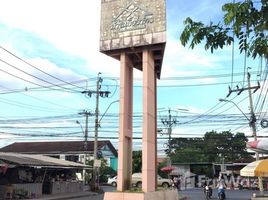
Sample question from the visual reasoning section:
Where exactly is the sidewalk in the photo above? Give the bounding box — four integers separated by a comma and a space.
36, 190, 99, 200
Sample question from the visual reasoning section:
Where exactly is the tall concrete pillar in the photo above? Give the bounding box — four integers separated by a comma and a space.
142, 50, 157, 192
100, 1, 167, 198
117, 52, 133, 191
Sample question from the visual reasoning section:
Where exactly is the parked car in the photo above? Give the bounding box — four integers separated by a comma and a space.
132, 173, 172, 188
107, 173, 172, 188
107, 176, 117, 187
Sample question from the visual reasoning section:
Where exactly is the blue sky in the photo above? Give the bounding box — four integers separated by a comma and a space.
0, 0, 267, 153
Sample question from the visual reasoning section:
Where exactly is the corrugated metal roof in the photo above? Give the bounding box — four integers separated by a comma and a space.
0, 152, 88, 169
0, 140, 118, 157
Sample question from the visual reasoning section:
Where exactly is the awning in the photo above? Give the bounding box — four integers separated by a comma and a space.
240, 159, 268, 177
160, 166, 175, 173
0, 152, 90, 169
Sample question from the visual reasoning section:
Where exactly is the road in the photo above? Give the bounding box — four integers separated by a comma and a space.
179, 188, 258, 200
72, 186, 261, 200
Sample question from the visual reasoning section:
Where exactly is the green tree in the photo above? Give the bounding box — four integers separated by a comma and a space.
169, 131, 252, 163
180, 0, 267, 59
132, 150, 142, 173
169, 137, 207, 163
87, 159, 116, 184
99, 159, 117, 183
132, 151, 170, 178
203, 131, 251, 163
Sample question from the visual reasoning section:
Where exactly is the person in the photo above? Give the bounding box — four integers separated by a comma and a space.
177, 176, 181, 190
203, 181, 212, 198
172, 176, 181, 190
217, 179, 226, 199
172, 176, 178, 190
252, 179, 258, 190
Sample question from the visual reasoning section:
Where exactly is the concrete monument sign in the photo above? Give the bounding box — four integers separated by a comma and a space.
101, 1, 178, 200
100, 0, 166, 78
100, 0, 166, 51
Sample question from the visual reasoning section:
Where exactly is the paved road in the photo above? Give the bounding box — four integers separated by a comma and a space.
179, 188, 258, 200
71, 186, 262, 200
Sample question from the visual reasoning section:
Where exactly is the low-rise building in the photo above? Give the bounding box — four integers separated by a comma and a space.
0, 140, 118, 171
0, 152, 87, 199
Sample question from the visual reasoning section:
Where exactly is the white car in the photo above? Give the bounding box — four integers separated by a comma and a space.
132, 173, 172, 188
107, 174, 171, 188
107, 176, 117, 187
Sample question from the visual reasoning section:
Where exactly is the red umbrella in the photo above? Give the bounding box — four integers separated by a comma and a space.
160, 166, 175, 173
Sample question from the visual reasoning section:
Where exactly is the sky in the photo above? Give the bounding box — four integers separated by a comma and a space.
0, 0, 267, 154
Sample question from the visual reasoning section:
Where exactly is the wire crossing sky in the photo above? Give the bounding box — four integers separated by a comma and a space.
0, 0, 267, 153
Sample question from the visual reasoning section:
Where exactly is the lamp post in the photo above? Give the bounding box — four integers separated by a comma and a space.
219, 98, 263, 194
219, 99, 250, 121
92, 99, 119, 191
99, 100, 119, 124
76, 120, 88, 184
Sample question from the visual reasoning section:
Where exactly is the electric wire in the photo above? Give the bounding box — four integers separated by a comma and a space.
0, 45, 88, 91
0, 58, 81, 93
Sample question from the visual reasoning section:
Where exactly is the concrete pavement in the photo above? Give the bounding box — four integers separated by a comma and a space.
35, 186, 187, 200
36, 190, 99, 200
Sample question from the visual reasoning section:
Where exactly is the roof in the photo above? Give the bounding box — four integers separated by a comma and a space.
0, 152, 88, 169
0, 140, 118, 157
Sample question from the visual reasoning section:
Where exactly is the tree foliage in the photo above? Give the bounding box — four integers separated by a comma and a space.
180, 0, 268, 59
132, 150, 169, 178
99, 159, 117, 183
87, 159, 116, 183
168, 131, 252, 163
132, 150, 142, 173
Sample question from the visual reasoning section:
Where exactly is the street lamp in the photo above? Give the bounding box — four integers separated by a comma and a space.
219, 98, 263, 193
99, 100, 119, 124
76, 120, 87, 153
219, 99, 250, 121
76, 120, 87, 184
92, 99, 119, 191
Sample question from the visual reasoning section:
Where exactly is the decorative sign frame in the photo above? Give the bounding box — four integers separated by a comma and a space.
100, 0, 166, 52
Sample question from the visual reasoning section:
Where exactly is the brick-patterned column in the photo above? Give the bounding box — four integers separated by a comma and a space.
117, 52, 133, 191
142, 49, 157, 192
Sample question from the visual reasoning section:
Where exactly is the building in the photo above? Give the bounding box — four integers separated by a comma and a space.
0, 140, 118, 171
0, 152, 87, 198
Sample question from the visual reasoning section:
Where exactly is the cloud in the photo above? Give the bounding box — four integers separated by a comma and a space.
0, 0, 100, 52
0, 132, 18, 139
0, 23, 87, 68
0, 47, 88, 91
161, 40, 225, 78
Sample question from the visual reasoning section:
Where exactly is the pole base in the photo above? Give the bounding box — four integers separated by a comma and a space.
104, 189, 178, 200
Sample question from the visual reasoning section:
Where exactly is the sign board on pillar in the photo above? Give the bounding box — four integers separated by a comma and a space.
100, 0, 166, 78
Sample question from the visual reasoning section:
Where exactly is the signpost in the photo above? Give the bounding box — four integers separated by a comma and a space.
100, 1, 177, 199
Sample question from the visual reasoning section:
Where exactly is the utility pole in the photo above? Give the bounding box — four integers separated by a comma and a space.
93, 72, 101, 191
161, 108, 186, 167
224, 72, 263, 194
78, 110, 91, 155
161, 108, 177, 155
77, 110, 91, 184
161, 108, 188, 155
81, 72, 110, 191
247, 72, 263, 194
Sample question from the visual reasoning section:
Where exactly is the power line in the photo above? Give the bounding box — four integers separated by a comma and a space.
0, 58, 81, 93
0, 45, 87, 90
